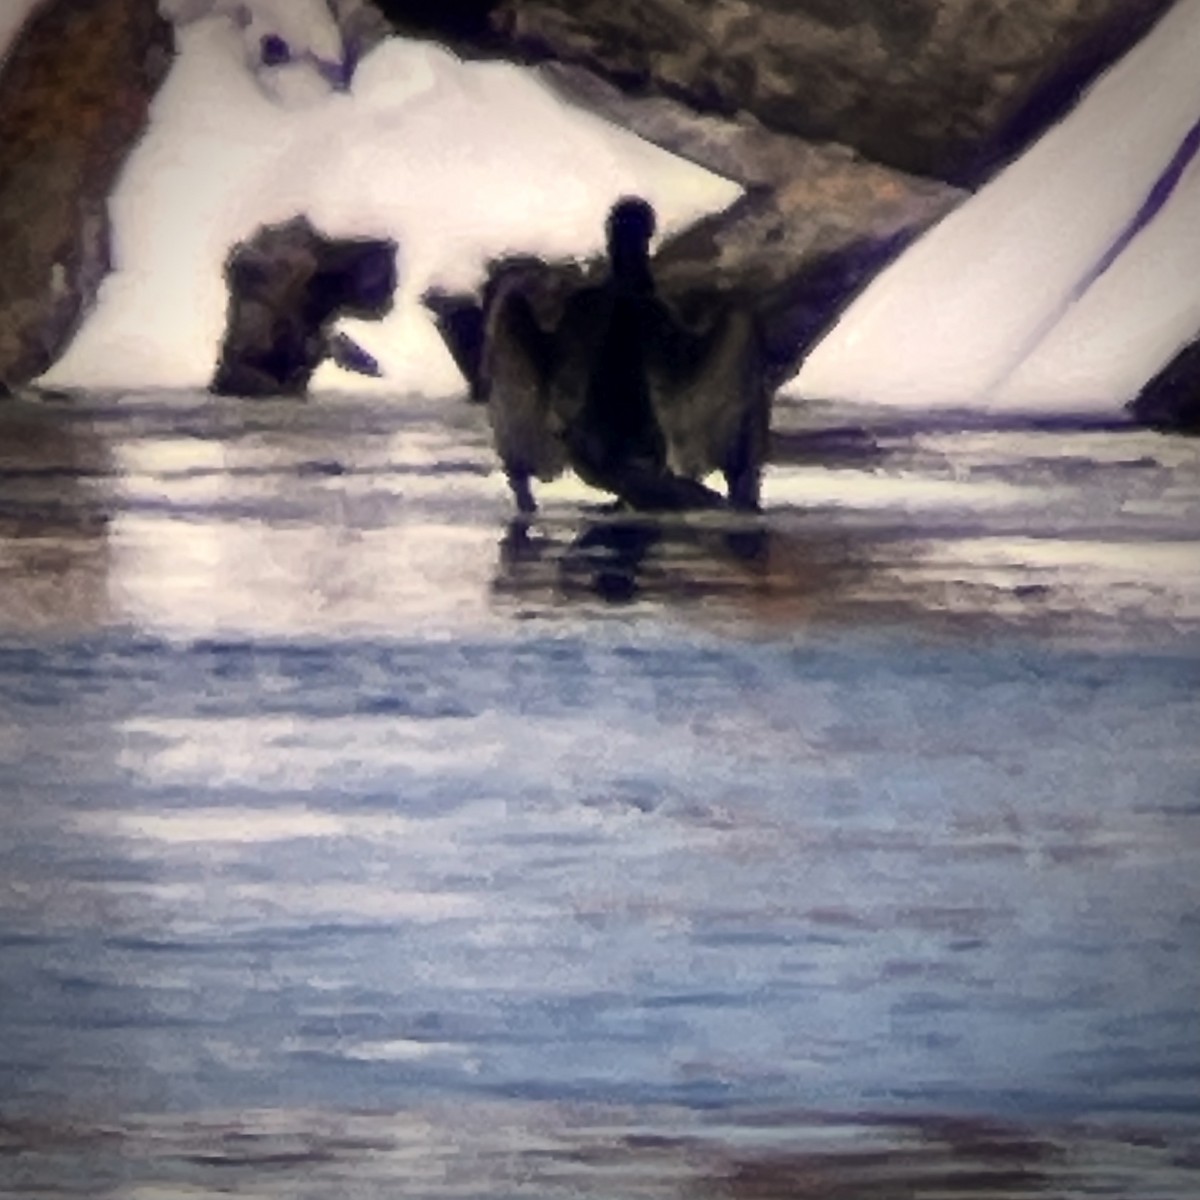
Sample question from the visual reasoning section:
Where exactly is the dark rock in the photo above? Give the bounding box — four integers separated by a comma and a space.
496, 70, 961, 409
652, 177, 958, 390
397, 4, 1168, 400
210, 216, 397, 398
489, 0, 1175, 187
369, 0, 504, 50
1129, 337, 1200, 432
0, 0, 173, 396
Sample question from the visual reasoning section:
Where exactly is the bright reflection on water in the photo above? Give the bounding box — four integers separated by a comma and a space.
0, 392, 1198, 1197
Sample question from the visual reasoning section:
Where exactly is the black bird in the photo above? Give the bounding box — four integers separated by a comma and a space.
550, 197, 692, 506
452, 197, 769, 514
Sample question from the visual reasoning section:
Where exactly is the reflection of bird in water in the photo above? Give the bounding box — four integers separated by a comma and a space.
480, 197, 771, 515
498, 511, 771, 607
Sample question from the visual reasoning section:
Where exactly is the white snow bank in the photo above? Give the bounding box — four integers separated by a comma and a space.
41, 10, 740, 397
788, 0, 1200, 415
993, 141, 1200, 409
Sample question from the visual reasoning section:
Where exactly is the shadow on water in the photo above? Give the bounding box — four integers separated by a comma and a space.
0, 406, 114, 631
491, 508, 883, 626
486, 502, 1154, 640
2, 1105, 1198, 1196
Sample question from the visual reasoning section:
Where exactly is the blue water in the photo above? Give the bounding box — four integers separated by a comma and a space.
0, 391, 1198, 1196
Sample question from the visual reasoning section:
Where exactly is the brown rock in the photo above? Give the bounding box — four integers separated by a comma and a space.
491, 0, 1176, 185
0, 0, 173, 396
654, 175, 960, 388
211, 216, 398, 398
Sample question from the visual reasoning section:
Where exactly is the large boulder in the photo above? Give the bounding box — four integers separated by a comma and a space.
211, 215, 398, 397
488, 0, 1176, 187
0, 0, 173, 396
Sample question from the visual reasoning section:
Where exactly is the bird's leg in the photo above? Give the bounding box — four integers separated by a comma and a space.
506, 468, 537, 516
725, 463, 762, 512
723, 401, 765, 512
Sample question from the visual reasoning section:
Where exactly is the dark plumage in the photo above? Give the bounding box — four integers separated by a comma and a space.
475, 197, 770, 515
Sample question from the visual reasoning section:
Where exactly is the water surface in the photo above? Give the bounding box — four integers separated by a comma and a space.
1, 391, 1198, 1197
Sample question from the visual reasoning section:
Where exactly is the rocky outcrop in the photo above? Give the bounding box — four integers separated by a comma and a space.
490, 0, 1176, 187
211, 216, 398, 397
0, 0, 172, 396
1129, 338, 1200, 432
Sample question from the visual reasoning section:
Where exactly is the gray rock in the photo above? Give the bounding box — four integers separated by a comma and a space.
0, 0, 173, 396
211, 216, 397, 397
642, 126, 961, 385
